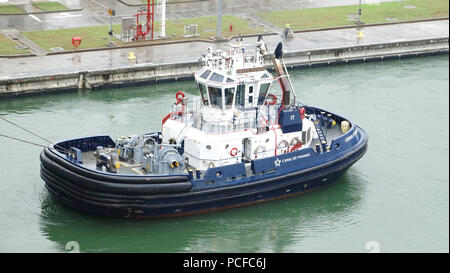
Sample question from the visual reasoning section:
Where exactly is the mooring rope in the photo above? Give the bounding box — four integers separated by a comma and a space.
0, 134, 47, 148
0, 116, 68, 152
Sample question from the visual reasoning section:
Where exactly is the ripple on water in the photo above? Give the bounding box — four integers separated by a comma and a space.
0, 55, 448, 252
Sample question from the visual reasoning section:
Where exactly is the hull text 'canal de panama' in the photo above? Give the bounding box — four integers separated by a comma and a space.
40, 37, 368, 218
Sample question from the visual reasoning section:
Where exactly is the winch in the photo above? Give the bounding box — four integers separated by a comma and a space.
114, 134, 185, 174
93, 146, 119, 173
142, 145, 186, 175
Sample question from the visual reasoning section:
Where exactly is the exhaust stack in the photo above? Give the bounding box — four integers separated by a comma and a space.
272, 42, 295, 107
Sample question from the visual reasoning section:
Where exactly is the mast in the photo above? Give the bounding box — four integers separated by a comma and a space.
159, 0, 166, 38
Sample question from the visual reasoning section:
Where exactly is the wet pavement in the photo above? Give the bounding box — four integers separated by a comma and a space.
0, 0, 401, 31
0, 19, 447, 80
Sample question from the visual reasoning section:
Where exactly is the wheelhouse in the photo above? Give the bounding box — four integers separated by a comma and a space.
195, 68, 273, 110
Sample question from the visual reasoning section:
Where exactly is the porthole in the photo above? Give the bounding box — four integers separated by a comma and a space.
225, 144, 229, 149
334, 143, 340, 150
216, 171, 223, 178
206, 145, 211, 150
265, 138, 270, 143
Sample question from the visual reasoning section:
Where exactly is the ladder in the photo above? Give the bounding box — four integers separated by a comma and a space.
313, 110, 327, 150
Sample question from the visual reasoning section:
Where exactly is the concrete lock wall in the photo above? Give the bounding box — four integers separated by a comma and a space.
84, 61, 203, 89
276, 37, 449, 68
0, 37, 448, 98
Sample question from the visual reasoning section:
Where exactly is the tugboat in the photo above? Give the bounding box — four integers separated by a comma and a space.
40, 38, 368, 218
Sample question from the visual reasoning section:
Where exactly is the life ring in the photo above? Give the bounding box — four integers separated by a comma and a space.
277, 140, 289, 154
290, 137, 301, 146
299, 107, 306, 119
175, 91, 185, 104
264, 94, 277, 106
278, 140, 289, 148
290, 138, 303, 152
253, 145, 266, 159
230, 147, 239, 157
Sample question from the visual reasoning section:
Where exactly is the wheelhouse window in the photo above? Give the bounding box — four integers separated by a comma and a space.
198, 83, 209, 105
209, 72, 224, 83
208, 86, 223, 109
258, 82, 271, 105
200, 70, 211, 79
224, 87, 235, 109
235, 84, 245, 109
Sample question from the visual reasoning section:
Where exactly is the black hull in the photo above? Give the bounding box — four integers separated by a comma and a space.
40, 147, 192, 195
41, 136, 368, 219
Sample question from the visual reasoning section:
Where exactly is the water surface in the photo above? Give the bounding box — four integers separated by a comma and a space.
0, 55, 448, 252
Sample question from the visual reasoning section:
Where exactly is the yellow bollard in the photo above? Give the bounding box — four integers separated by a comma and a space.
358, 30, 364, 38
127, 51, 137, 59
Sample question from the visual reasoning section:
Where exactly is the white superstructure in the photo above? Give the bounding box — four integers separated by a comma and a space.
162, 39, 316, 171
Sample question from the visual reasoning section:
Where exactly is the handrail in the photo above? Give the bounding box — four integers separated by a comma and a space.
174, 114, 194, 143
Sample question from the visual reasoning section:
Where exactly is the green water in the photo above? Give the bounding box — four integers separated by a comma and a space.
0, 55, 448, 253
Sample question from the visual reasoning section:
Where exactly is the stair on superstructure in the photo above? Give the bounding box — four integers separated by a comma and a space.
313, 111, 328, 153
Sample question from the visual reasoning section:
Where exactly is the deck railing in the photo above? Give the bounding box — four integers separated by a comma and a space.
169, 98, 280, 134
